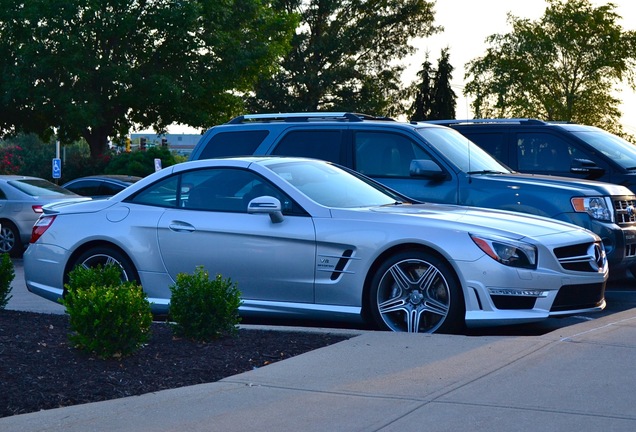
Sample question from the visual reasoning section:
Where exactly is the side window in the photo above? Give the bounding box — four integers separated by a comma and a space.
100, 182, 125, 195
462, 132, 508, 164
199, 130, 269, 159
354, 132, 428, 177
183, 168, 302, 214
129, 175, 180, 208
516, 133, 573, 173
66, 180, 101, 197
272, 130, 343, 163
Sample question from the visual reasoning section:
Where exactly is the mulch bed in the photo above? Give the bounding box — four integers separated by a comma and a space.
0, 310, 351, 418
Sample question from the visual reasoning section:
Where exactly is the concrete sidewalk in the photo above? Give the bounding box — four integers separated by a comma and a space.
3, 309, 636, 432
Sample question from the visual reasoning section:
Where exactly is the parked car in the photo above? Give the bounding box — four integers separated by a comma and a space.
24, 157, 607, 333
62, 175, 142, 198
0, 175, 88, 257
188, 112, 636, 278
428, 118, 636, 193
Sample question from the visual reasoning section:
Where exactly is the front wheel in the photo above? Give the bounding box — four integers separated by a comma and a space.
368, 251, 464, 334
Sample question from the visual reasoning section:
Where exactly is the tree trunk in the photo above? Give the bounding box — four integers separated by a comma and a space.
84, 128, 111, 160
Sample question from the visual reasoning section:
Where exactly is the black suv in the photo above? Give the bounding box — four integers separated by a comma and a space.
190, 112, 636, 277
430, 119, 636, 194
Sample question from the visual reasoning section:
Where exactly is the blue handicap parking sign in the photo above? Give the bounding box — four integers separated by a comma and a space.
52, 158, 62, 179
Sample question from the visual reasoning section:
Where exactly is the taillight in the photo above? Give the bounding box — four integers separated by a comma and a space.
30, 215, 56, 244
32, 205, 43, 213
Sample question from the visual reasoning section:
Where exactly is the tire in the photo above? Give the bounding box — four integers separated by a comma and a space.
368, 251, 464, 334
0, 221, 24, 258
71, 246, 139, 284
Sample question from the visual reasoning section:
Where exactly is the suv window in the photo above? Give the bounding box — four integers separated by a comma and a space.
354, 131, 428, 177
272, 130, 343, 163
465, 132, 508, 163
516, 132, 573, 173
571, 130, 636, 169
199, 130, 269, 159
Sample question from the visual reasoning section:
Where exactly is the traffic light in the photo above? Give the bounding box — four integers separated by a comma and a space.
140, 137, 146, 151
161, 138, 168, 147
125, 138, 131, 153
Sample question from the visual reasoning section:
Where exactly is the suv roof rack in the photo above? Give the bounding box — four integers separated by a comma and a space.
227, 112, 395, 124
425, 118, 547, 126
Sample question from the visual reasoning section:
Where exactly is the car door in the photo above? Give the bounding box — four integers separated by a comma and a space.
152, 167, 318, 303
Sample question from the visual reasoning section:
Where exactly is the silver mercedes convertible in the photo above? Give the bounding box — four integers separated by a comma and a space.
24, 157, 607, 333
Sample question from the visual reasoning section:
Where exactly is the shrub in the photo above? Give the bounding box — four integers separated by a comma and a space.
105, 146, 177, 177
0, 145, 24, 175
61, 264, 152, 358
169, 266, 242, 342
0, 253, 15, 309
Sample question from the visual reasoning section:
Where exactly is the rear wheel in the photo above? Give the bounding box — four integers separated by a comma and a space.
71, 246, 139, 284
0, 222, 24, 258
369, 251, 464, 334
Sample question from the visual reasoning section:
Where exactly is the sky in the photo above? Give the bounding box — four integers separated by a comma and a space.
160, 0, 636, 135
406, 0, 636, 134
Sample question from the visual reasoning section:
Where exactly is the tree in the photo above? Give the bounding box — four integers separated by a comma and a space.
0, 0, 297, 159
409, 48, 456, 121
430, 48, 456, 120
409, 53, 434, 121
245, 0, 440, 116
464, 0, 636, 134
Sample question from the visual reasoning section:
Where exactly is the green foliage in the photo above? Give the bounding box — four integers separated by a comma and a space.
246, 0, 440, 116
0, 253, 14, 309
464, 0, 636, 133
1, 133, 182, 182
0, 0, 297, 159
105, 147, 177, 177
169, 267, 242, 342
409, 48, 457, 121
61, 265, 152, 358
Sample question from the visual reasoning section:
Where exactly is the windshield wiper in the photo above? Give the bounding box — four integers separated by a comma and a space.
466, 170, 506, 175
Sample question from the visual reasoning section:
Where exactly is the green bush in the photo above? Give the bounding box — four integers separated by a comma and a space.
0, 253, 15, 309
105, 146, 177, 177
61, 264, 152, 358
169, 266, 242, 342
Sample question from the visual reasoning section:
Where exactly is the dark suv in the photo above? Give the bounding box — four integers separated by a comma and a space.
190, 112, 636, 277
430, 119, 636, 194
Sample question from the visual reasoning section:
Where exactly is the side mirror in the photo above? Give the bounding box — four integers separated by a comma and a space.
571, 158, 605, 179
247, 196, 284, 223
410, 159, 447, 180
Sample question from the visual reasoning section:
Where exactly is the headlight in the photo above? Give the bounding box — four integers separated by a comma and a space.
470, 233, 537, 269
571, 196, 613, 222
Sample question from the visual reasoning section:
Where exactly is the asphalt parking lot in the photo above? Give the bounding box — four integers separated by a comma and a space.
7, 258, 636, 336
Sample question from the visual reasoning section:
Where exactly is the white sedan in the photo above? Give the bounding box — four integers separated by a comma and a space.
24, 157, 608, 333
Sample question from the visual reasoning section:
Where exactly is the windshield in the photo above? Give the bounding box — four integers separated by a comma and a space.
266, 160, 405, 207
9, 179, 78, 197
571, 129, 636, 169
416, 127, 512, 173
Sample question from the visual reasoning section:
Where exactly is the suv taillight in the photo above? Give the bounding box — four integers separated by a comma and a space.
30, 215, 56, 244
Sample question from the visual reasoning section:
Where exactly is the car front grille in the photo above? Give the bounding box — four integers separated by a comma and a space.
553, 242, 605, 272
550, 283, 605, 312
614, 197, 636, 225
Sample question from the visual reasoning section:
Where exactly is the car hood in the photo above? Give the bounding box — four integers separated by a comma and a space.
367, 202, 592, 240
475, 172, 632, 196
